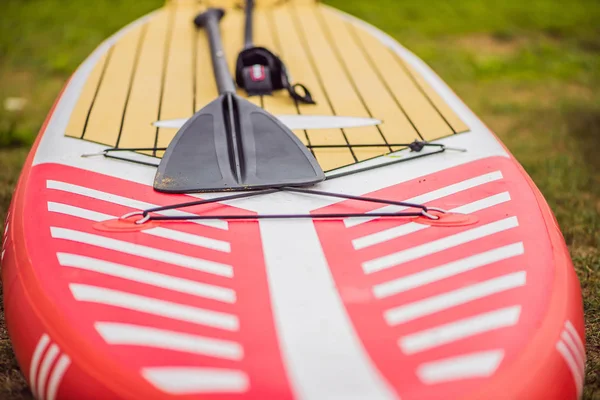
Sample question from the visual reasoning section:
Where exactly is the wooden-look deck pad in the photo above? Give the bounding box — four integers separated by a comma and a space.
65, 0, 468, 171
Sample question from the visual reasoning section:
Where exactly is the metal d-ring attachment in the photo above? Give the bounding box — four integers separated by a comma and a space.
120, 211, 143, 220
427, 207, 448, 214
421, 210, 440, 220
119, 211, 150, 225
135, 214, 151, 225
421, 207, 448, 220
81, 150, 108, 158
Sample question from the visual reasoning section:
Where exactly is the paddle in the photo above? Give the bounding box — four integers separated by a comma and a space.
235, 0, 315, 103
153, 8, 325, 194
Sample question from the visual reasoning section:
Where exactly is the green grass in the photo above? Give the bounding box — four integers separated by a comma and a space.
1, 0, 599, 398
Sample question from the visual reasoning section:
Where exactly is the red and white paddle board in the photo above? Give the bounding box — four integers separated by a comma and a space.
2, 1, 585, 399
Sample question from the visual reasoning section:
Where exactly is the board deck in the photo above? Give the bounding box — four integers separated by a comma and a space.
64, 0, 467, 169
2, 1, 585, 399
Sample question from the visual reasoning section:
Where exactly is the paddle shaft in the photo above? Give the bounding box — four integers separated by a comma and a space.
196, 9, 236, 94
243, 0, 255, 49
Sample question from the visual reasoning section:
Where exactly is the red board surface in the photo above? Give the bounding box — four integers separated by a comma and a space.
2, 155, 585, 399
314, 156, 583, 399
5, 163, 292, 399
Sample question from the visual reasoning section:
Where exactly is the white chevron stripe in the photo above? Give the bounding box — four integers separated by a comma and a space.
46, 180, 228, 230
46, 354, 71, 400
353, 192, 511, 250
48, 201, 111, 221
373, 242, 524, 298
142, 367, 249, 394
385, 271, 526, 326
557, 340, 583, 397
57, 253, 235, 303
2, 216, 8, 261
50, 227, 233, 278
259, 219, 397, 399
70, 284, 239, 331
561, 331, 585, 376
37, 343, 60, 400
29, 334, 50, 398
451, 191, 511, 214
417, 350, 504, 384
399, 306, 521, 354
363, 216, 519, 274
147, 227, 230, 253
354, 222, 428, 250
565, 321, 586, 364
96, 322, 243, 360
48, 202, 230, 253
345, 171, 503, 228
3, 211, 9, 237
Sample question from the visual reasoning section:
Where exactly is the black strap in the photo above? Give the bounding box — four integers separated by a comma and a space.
235, 46, 315, 104
125, 186, 446, 224
82, 141, 466, 178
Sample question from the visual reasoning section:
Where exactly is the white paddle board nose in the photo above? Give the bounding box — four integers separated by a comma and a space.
153, 115, 382, 130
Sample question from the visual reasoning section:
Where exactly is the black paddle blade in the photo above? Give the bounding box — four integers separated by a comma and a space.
154, 93, 325, 193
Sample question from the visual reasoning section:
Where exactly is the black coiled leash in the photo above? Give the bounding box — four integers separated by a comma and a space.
232, 0, 315, 104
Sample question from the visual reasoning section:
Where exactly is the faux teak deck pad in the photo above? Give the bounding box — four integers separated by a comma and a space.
65, 0, 468, 171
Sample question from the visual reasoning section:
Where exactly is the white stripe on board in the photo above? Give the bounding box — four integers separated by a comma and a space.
57, 253, 235, 303
353, 222, 428, 250
353, 192, 511, 250
48, 202, 230, 253
154, 115, 383, 130
259, 219, 396, 400
50, 227, 233, 278
417, 350, 504, 384
557, 340, 584, 398
373, 242, 524, 299
48, 201, 112, 221
385, 271, 526, 326
3, 211, 9, 236
46, 354, 71, 400
399, 306, 521, 354
565, 321, 586, 364
561, 331, 586, 376
142, 367, 249, 394
36, 343, 60, 400
345, 171, 503, 228
146, 227, 230, 253
363, 216, 519, 274
95, 322, 243, 360
70, 284, 239, 331
29, 334, 50, 398
46, 180, 228, 230
450, 192, 511, 214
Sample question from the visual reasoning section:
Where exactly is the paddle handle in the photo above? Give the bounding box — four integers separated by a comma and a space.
194, 8, 236, 94
244, 0, 255, 49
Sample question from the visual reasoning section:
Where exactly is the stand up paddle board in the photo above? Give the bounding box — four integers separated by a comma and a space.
2, 0, 585, 399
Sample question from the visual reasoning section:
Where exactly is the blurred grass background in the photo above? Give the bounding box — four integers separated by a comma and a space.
0, 0, 599, 398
